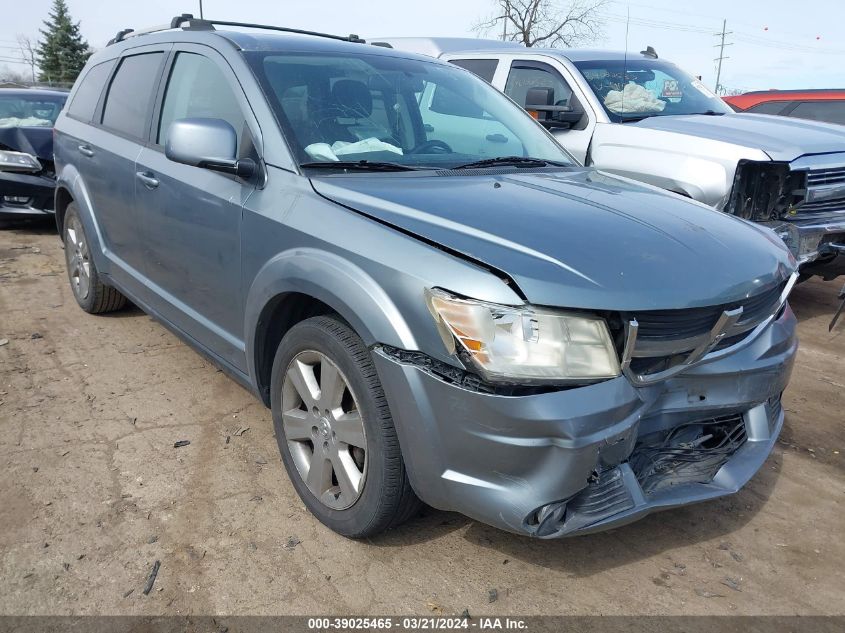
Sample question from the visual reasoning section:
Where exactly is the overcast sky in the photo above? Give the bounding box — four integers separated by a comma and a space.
1, 0, 843, 91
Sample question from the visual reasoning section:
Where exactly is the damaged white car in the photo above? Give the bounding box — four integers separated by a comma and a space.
377, 39, 845, 279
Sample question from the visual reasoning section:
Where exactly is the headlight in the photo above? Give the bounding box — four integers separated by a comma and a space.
425, 288, 620, 384
0, 150, 41, 173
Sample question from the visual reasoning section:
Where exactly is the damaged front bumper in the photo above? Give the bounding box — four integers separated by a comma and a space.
373, 303, 797, 538
0, 171, 55, 219
766, 218, 845, 280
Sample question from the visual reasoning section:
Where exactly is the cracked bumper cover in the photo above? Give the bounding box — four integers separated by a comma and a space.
373, 304, 797, 537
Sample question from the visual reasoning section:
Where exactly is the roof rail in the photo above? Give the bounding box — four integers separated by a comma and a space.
107, 14, 366, 46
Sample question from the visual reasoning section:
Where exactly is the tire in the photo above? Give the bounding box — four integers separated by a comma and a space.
62, 203, 126, 314
270, 315, 421, 538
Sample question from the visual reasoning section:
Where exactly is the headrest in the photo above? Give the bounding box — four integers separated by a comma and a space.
331, 79, 373, 118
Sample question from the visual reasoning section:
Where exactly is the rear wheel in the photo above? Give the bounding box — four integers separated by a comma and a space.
63, 203, 126, 314
270, 315, 421, 537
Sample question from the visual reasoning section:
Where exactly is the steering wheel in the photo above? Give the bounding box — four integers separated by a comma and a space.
408, 139, 453, 155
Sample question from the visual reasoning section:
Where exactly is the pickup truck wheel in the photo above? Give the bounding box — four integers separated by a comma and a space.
270, 315, 421, 538
63, 203, 126, 314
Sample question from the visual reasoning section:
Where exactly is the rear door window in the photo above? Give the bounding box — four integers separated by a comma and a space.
101, 52, 165, 140
66, 60, 115, 122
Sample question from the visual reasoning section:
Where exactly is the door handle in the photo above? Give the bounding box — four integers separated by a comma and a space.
135, 171, 160, 189
78, 144, 94, 157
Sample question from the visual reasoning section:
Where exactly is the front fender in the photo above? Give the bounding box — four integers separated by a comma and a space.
244, 247, 419, 382
589, 122, 769, 207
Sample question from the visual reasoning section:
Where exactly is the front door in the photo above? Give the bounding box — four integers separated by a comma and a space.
134, 46, 259, 369
503, 60, 593, 163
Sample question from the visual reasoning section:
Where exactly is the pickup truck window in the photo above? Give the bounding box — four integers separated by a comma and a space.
505, 65, 574, 110
248, 51, 573, 170
449, 59, 498, 83
573, 59, 732, 122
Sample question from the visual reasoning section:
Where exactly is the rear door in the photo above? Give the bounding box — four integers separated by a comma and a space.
74, 46, 169, 290
134, 45, 260, 369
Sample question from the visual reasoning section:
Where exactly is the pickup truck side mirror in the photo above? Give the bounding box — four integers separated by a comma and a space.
525, 87, 583, 130
165, 118, 256, 178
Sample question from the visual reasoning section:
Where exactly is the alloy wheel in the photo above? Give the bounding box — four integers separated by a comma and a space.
281, 350, 368, 510
65, 215, 91, 301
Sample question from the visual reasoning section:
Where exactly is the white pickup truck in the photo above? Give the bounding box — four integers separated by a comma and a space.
376, 37, 845, 279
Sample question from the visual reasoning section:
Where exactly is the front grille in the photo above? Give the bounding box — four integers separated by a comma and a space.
806, 168, 845, 187
795, 167, 845, 216
629, 413, 748, 495
627, 280, 786, 349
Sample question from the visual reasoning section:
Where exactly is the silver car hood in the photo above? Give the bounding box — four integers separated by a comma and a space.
312, 168, 795, 311
633, 113, 845, 162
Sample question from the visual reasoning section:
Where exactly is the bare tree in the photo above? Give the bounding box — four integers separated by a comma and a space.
0, 66, 29, 85
17, 35, 37, 83
476, 0, 608, 48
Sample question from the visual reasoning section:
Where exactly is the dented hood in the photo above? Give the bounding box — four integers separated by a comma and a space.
632, 113, 845, 162
311, 168, 795, 311
0, 126, 54, 162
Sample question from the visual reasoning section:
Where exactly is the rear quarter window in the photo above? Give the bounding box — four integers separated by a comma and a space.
66, 60, 115, 122
101, 52, 165, 140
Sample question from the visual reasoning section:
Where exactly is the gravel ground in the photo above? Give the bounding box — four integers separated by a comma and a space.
0, 217, 843, 616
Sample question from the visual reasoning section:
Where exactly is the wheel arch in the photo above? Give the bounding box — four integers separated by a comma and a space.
54, 186, 74, 235
246, 248, 419, 406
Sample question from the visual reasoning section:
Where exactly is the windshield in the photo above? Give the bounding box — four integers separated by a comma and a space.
245, 51, 574, 170
573, 59, 732, 122
0, 93, 66, 128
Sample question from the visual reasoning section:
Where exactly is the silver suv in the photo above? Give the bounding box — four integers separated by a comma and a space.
54, 15, 798, 539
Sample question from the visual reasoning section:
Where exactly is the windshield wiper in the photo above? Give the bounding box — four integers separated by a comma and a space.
695, 110, 726, 116
619, 114, 654, 123
301, 160, 421, 172
453, 156, 569, 170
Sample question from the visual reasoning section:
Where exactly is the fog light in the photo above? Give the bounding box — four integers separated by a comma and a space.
3, 196, 32, 206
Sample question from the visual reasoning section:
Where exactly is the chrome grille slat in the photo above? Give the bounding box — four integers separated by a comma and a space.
806, 169, 845, 187
796, 167, 845, 216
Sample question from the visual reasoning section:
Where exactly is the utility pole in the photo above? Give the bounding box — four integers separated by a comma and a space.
713, 19, 733, 95
502, 1, 509, 41
198, 0, 204, 18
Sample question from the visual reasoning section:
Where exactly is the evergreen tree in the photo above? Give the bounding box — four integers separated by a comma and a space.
36, 0, 91, 84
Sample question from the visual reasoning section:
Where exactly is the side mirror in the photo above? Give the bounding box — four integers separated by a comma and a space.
524, 87, 583, 130
165, 118, 256, 178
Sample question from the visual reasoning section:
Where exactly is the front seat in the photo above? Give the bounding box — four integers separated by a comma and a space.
315, 79, 374, 144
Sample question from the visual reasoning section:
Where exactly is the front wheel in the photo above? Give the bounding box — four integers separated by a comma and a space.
270, 316, 421, 537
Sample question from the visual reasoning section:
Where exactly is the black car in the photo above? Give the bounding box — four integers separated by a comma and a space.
0, 88, 67, 220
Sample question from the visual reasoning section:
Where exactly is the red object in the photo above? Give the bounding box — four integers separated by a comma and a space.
724, 89, 845, 111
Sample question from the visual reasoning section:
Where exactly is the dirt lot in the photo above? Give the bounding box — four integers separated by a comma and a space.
0, 217, 843, 617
